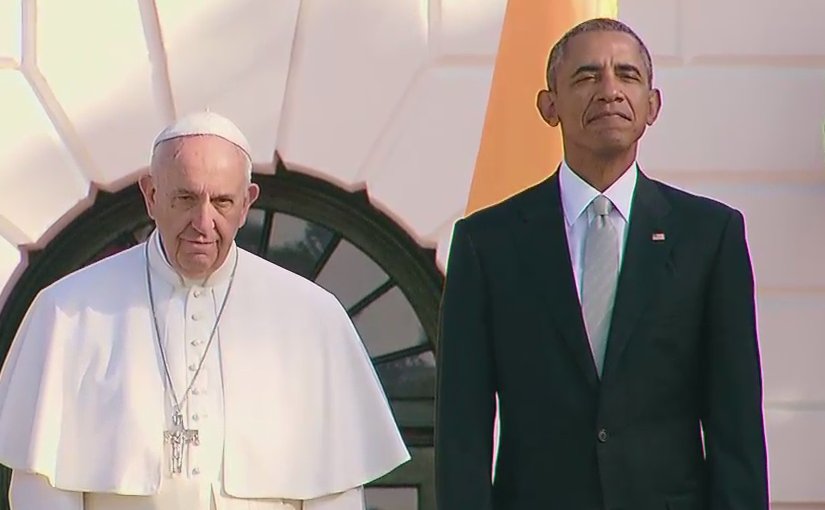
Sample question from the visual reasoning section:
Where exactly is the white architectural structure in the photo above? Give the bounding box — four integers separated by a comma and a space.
0, 1, 823, 508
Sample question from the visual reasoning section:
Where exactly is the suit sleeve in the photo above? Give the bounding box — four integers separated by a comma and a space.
701, 210, 769, 510
9, 471, 83, 510
435, 219, 496, 510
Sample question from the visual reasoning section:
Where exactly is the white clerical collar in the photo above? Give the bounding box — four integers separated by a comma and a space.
147, 229, 238, 289
559, 159, 638, 227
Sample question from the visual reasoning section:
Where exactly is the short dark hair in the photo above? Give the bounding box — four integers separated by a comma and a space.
546, 18, 653, 89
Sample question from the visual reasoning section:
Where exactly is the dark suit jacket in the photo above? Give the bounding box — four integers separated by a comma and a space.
435, 171, 769, 510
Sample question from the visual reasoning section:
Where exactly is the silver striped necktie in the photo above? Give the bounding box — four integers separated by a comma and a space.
581, 194, 619, 377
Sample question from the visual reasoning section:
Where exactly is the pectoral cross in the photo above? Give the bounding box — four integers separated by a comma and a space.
164, 412, 199, 475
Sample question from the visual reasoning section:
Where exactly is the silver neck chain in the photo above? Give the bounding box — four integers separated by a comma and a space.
144, 241, 238, 415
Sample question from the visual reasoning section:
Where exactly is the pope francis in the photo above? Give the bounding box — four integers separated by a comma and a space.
0, 112, 410, 509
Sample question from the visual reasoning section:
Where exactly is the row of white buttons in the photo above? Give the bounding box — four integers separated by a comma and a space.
187, 286, 210, 480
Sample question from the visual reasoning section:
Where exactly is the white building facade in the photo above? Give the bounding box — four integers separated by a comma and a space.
0, 1, 823, 508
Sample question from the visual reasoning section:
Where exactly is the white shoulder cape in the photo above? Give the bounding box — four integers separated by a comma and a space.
0, 244, 410, 498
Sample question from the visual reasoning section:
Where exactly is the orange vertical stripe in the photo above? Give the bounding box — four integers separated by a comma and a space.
465, 1, 578, 215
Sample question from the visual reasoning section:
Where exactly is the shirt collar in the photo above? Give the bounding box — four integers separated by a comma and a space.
559, 159, 638, 227
146, 228, 237, 289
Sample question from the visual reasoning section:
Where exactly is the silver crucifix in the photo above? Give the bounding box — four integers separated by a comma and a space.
163, 412, 199, 475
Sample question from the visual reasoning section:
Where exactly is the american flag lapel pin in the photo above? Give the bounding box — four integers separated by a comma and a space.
652, 232, 666, 242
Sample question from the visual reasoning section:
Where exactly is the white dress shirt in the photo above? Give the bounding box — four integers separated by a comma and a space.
558, 160, 638, 299
9, 233, 365, 510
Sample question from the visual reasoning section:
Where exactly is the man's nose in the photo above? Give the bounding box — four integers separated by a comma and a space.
596, 74, 623, 102
191, 202, 216, 233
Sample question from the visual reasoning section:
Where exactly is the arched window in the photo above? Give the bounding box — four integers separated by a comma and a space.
0, 168, 442, 510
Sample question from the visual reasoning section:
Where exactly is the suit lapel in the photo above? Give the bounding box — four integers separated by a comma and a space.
512, 174, 599, 389
601, 172, 675, 382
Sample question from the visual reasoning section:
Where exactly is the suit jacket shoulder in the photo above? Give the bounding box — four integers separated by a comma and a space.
649, 177, 740, 225
458, 177, 557, 235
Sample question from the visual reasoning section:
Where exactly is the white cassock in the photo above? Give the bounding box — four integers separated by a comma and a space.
0, 230, 410, 509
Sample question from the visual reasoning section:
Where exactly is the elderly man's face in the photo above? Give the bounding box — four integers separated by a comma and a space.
139, 135, 259, 280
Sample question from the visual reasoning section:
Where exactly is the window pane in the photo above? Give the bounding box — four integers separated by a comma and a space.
376, 351, 435, 399
89, 223, 152, 264
364, 487, 418, 510
389, 399, 434, 429
315, 239, 387, 309
265, 214, 335, 278
236, 208, 266, 253
352, 287, 425, 358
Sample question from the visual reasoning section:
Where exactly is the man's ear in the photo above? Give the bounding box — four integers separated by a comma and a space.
239, 183, 261, 227
138, 174, 157, 220
646, 87, 662, 126
537, 89, 560, 127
